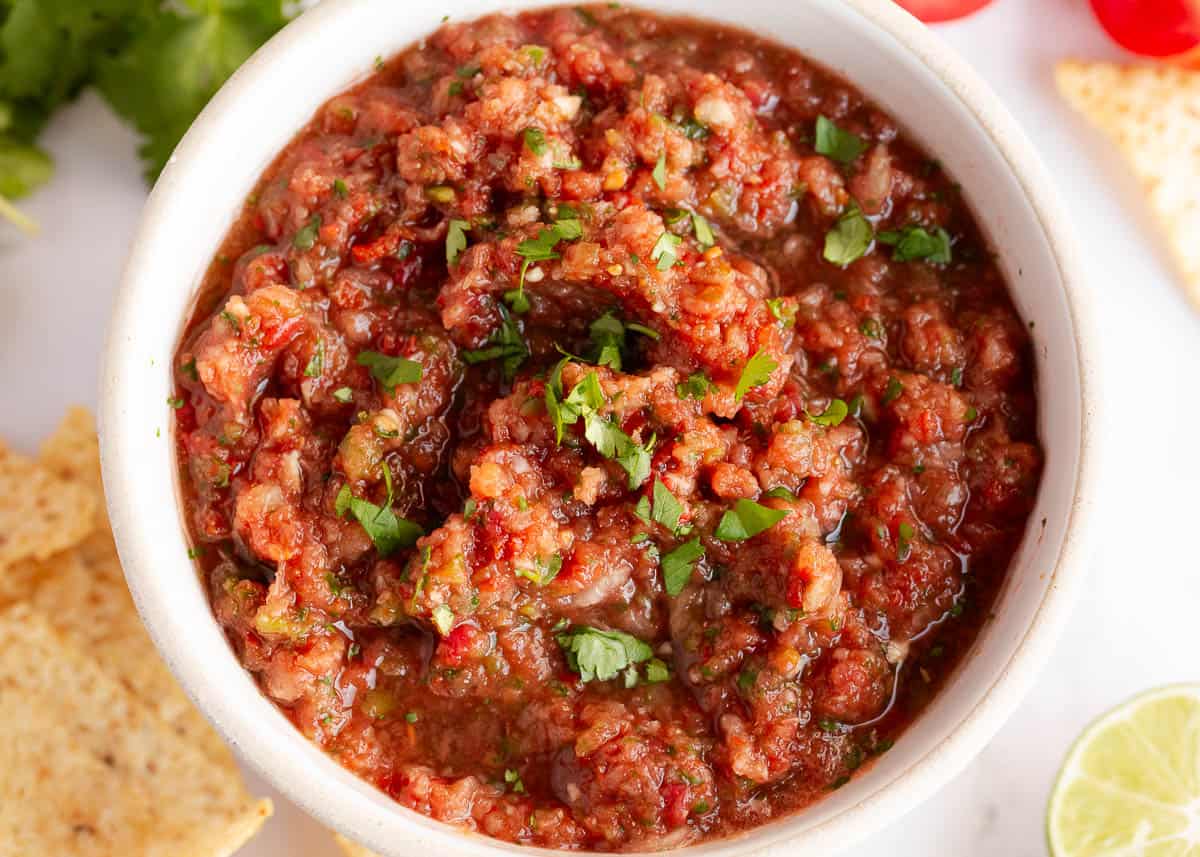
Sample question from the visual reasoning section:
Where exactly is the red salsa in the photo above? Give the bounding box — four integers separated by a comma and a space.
174, 5, 1040, 850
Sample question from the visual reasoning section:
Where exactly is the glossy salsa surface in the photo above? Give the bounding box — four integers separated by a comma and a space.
173, 5, 1041, 850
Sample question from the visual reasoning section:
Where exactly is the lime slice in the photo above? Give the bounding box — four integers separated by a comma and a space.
1048, 684, 1200, 857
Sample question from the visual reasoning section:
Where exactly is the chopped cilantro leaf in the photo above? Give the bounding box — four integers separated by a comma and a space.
883, 376, 904, 405
764, 486, 796, 501
651, 478, 685, 535
661, 537, 704, 596
356, 351, 422, 392
814, 116, 867, 164
432, 604, 455, 635
676, 372, 710, 400
446, 218, 470, 264
293, 215, 321, 250
876, 225, 952, 264
332, 386, 354, 404
823, 204, 873, 267
334, 465, 423, 557
897, 521, 915, 561
504, 768, 526, 794
645, 657, 671, 683
807, 398, 848, 427
734, 349, 777, 402
691, 212, 715, 249
714, 499, 789, 541
461, 305, 529, 380
522, 126, 547, 156
652, 152, 667, 190
766, 298, 796, 328
515, 554, 563, 586
303, 339, 324, 378
556, 626, 653, 682
650, 231, 681, 271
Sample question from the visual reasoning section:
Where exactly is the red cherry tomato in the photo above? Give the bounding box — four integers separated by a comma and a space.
1089, 0, 1200, 57
892, 0, 995, 23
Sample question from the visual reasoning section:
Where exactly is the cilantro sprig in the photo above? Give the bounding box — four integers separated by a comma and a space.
506, 217, 583, 312
335, 464, 423, 557
714, 499, 789, 541
876, 225, 952, 264
0, 0, 295, 231
462, 304, 529, 380
556, 625, 653, 683
545, 367, 655, 488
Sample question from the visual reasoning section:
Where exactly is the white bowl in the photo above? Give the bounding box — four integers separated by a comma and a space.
100, 1, 1101, 855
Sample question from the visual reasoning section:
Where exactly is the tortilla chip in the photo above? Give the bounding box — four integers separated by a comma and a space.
38, 405, 104, 501
334, 833, 384, 857
0, 604, 272, 856
26, 541, 237, 769
0, 442, 96, 592
1056, 60, 1200, 307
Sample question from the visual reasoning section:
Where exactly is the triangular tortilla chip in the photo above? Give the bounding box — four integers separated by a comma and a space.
1057, 60, 1200, 308
22, 409, 239, 769
38, 405, 104, 502
0, 604, 272, 856
335, 832, 384, 857
0, 441, 96, 595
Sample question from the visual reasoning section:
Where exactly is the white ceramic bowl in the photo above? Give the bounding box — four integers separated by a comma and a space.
100, 1, 1100, 855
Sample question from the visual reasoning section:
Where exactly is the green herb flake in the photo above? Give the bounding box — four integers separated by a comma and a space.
883, 376, 903, 405
876, 225, 952, 264
676, 372, 710, 401
650, 231, 682, 271
556, 626, 653, 682
432, 604, 455, 635
645, 657, 670, 683
691, 212, 715, 249
405, 710, 419, 723
651, 478, 685, 535
897, 521, 915, 561
333, 178, 348, 198
293, 215, 321, 250
303, 339, 325, 378
504, 768, 526, 794
807, 398, 848, 427
661, 537, 704, 596
332, 387, 354, 404
859, 317, 882, 339
823, 204, 873, 267
462, 305, 529, 380
515, 554, 564, 586
522, 126, 547, 156
652, 152, 667, 190
734, 349, 778, 402
167, 396, 184, 409
951, 366, 964, 387
356, 351, 422, 392
714, 499, 789, 542
814, 116, 867, 164
766, 298, 796, 328
764, 486, 797, 502
335, 465, 424, 557
446, 218, 470, 264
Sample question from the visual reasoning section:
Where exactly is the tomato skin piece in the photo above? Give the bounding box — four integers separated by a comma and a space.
1089, 0, 1200, 57
892, 0, 994, 23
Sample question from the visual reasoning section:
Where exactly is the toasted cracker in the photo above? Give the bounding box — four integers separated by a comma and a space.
0, 442, 97, 594
0, 604, 272, 856
1056, 60, 1200, 307
334, 833, 384, 857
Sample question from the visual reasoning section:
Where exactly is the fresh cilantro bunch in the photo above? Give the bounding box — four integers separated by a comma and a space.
0, 0, 292, 231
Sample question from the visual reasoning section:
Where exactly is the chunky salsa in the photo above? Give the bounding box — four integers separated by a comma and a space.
174, 5, 1041, 851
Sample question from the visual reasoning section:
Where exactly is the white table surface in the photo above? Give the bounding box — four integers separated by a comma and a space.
2, 0, 1197, 854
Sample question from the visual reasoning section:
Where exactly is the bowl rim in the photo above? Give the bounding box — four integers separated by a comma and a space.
99, 0, 1101, 855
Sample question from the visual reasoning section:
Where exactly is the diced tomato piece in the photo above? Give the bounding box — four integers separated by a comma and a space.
1089, 0, 1200, 57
